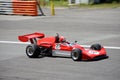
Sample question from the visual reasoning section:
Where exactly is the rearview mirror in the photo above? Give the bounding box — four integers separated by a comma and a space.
75, 40, 77, 43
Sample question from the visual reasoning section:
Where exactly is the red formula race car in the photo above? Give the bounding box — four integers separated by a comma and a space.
18, 32, 108, 61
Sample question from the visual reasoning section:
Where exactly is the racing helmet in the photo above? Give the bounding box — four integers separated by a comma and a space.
59, 36, 66, 42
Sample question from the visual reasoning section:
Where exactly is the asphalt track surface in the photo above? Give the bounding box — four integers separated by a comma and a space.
0, 8, 120, 80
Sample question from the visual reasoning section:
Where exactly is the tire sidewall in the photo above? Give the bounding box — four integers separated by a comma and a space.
26, 44, 40, 58
71, 49, 82, 61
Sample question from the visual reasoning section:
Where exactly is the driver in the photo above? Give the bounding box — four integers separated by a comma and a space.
59, 36, 70, 45
55, 33, 69, 44
59, 36, 66, 43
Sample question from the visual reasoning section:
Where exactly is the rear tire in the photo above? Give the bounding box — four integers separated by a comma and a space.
90, 44, 102, 50
26, 44, 40, 58
71, 49, 82, 61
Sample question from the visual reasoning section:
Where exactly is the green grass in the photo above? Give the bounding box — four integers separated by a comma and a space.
40, 1, 120, 9
44, 1, 69, 7
78, 3, 120, 9
53, 1, 69, 7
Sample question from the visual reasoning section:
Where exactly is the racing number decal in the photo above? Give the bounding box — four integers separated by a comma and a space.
55, 44, 60, 49
89, 51, 99, 55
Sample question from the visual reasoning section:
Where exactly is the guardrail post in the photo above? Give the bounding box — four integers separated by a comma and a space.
50, 0, 55, 16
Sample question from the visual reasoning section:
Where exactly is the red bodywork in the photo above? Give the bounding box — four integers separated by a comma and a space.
18, 32, 107, 60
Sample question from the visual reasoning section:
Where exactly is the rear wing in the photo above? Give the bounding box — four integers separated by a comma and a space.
18, 32, 45, 44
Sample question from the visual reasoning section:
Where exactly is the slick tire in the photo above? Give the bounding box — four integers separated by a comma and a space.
90, 44, 102, 51
26, 44, 40, 58
71, 49, 82, 61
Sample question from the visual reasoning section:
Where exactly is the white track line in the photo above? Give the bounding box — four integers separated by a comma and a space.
0, 41, 30, 44
0, 40, 120, 50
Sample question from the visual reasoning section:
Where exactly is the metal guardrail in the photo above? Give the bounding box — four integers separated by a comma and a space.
13, 0, 38, 16
0, 1, 13, 14
0, 0, 44, 16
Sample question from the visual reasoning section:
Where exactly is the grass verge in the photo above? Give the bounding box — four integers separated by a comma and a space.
78, 3, 120, 9
40, 1, 120, 9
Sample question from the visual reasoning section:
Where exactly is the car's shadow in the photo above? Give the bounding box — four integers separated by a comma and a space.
31, 55, 109, 62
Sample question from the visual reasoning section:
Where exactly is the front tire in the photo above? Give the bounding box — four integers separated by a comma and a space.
90, 44, 102, 51
71, 49, 82, 61
26, 44, 40, 58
